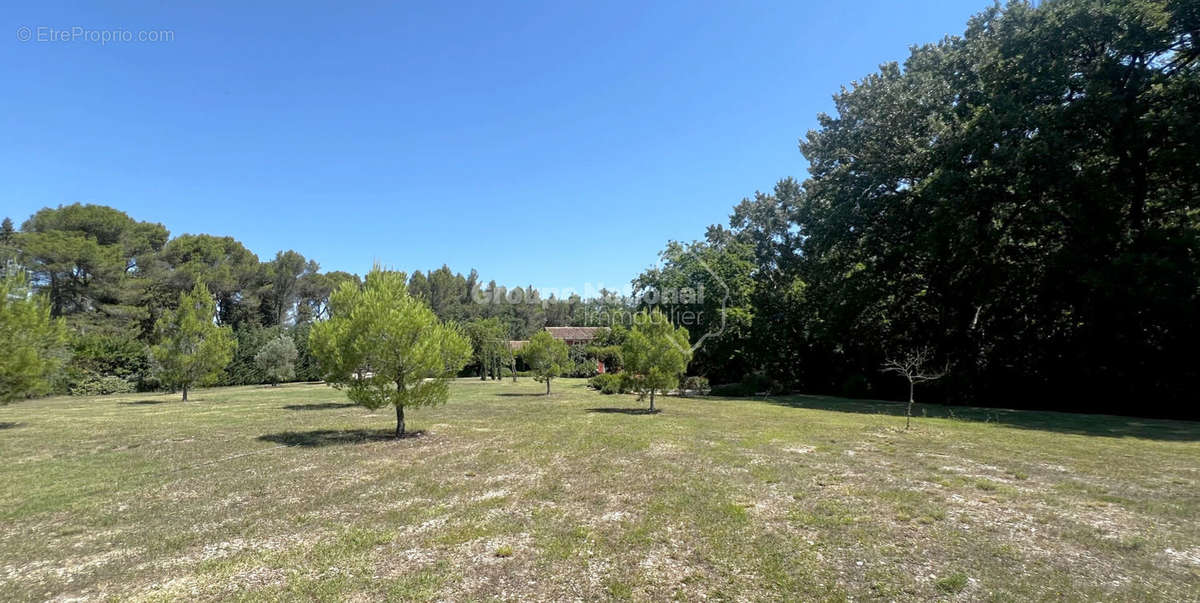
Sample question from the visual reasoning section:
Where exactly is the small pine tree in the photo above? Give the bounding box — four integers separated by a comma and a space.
150, 283, 237, 401
621, 310, 692, 412
308, 269, 472, 437
520, 331, 568, 394
0, 272, 68, 403
255, 335, 298, 386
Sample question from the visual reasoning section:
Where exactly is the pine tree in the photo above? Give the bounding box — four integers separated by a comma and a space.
150, 283, 237, 401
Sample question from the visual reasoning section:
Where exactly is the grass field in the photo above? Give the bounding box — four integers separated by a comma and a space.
1, 379, 1198, 601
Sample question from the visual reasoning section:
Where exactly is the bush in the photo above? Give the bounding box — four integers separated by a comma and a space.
69, 373, 136, 396
565, 346, 599, 377
681, 376, 710, 396
62, 332, 151, 394
709, 374, 780, 397
588, 373, 625, 395
709, 382, 756, 397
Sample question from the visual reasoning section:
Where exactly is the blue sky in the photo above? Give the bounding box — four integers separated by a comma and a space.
4, 1, 986, 293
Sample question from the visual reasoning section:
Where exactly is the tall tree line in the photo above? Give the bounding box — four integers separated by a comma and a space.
638, 0, 1200, 418
1, 204, 604, 393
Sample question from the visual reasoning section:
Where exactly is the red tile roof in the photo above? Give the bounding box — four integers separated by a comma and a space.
544, 326, 604, 342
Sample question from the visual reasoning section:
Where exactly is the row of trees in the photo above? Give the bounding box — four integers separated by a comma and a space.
0, 203, 623, 397
2, 256, 697, 436
633, 0, 1200, 418
306, 270, 692, 434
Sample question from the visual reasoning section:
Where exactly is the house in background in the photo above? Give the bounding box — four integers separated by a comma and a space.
507, 327, 608, 373
546, 326, 606, 373
544, 326, 603, 346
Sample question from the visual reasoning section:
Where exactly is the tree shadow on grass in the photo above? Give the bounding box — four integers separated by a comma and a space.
281, 402, 357, 411
587, 408, 661, 415
120, 400, 171, 406
497, 393, 547, 397
0, 422, 22, 430
757, 394, 1200, 442
258, 429, 424, 447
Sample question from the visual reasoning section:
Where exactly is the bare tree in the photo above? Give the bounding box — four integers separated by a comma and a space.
881, 348, 948, 429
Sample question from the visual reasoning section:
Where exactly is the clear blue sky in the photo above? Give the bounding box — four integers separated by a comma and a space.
4, 1, 986, 294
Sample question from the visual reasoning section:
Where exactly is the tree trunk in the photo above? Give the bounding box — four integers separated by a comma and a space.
905, 381, 914, 430
182, 384, 189, 402
395, 405, 405, 438
649, 389, 656, 412
546, 379, 551, 395
511, 358, 517, 383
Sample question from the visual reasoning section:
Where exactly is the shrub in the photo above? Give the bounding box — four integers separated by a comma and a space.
64, 332, 150, 393
588, 373, 625, 395
709, 382, 756, 397
681, 376, 710, 396
69, 374, 136, 396
255, 335, 298, 386
709, 374, 779, 397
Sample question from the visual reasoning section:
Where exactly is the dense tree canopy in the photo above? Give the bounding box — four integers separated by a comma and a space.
19, 204, 168, 332
637, 0, 1200, 416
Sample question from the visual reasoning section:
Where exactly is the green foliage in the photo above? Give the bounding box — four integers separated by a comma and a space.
586, 325, 627, 373
64, 332, 149, 395
150, 283, 237, 400
566, 344, 598, 378
709, 375, 773, 397
156, 234, 262, 328
221, 325, 281, 386
465, 317, 508, 380
19, 203, 167, 328
681, 376, 710, 396
255, 335, 298, 386
935, 573, 969, 594
519, 331, 569, 394
588, 372, 625, 395
297, 270, 359, 323
308, 269, 472, 435
620, 310, 692, 410
0, 272, 69, 402
634, 0, 1200, 416
708, 382, 755, 397
634, 238, 757, 384
69, 374, 136, 396
290, 322, 322, 381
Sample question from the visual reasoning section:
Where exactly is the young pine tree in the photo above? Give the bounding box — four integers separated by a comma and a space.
308, 269, 472, 437
621, 310, 692, 412
0, 272, 68, 403
520, 330, 568, 395
150, 283, 237, 401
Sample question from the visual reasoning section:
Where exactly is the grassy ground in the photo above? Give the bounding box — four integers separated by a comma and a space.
1, 379, 1198, 601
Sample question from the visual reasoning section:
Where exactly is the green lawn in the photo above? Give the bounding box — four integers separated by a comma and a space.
1, 379, 1198, 601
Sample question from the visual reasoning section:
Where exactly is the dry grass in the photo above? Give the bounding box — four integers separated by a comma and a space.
0, 379, 1197, 601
